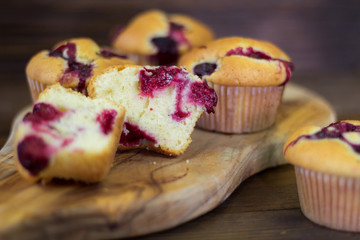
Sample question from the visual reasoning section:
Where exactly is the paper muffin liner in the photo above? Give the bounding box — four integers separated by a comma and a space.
27, 77, 49, 102
127, 54, 140, 65
197, 83, 284, 133
27, 77, 87, 102
295, 166, 360, 232
127, 54, 150, 66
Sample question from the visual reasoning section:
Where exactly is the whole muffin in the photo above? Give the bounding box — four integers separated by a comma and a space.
26, 38, 133, 101
111, 9, 214, 66
284, 120, 360, 232
179, 36, 294, 133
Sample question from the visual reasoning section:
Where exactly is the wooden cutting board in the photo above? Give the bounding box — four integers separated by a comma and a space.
0, 84, 336, 240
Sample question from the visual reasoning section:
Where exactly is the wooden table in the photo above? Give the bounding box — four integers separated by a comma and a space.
1, 1, 360, 239
2, 75, 360, 240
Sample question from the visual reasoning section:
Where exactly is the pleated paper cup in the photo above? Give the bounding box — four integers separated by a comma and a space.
127, 54, 141, 65
127, 54, 151, 66
295, 166, 360, 232
197, 83, 284, 133
27, 77, 49, 102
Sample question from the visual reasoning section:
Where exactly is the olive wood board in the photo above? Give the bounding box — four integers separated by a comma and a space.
0, 84, 336, 240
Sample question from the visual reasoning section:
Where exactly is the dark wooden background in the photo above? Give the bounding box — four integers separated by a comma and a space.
1, 0, 360, 135
1, 0, 360, 132
1, 1, 360, 239
2, 0, 360, 73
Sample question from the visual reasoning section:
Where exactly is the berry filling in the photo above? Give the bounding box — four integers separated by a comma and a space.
171, 79, 191, 121
17, 135, 53, 176
149, 22, 189, 65
49, 42, 77, 61
96, 109, 118, 135
150, 37, 178, 65
226, 47, 272, 59
193, 63, 217, 79
99, 49, 127, 59
61, 138, 74, 147
22, 103, 71, 140
140, 66, 189, 121
65, 61, 92, 90
285, 122, 360, 154
226, 47, 294, 84
49, 42, 93, 91
188, 81, 217, 114
139, 66, 217, 121
139, 66, 182, 97
169, 22, 188, 45
23, 103, 63, 124
120, 122, 156, 147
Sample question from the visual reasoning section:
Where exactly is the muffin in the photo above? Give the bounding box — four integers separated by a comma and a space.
13, 84, 125, 183
88, 65, 217, 156
179, 36, 294, 133
111, 9, 214, 66
284, 120, 360, 231
26, 37, 133, 101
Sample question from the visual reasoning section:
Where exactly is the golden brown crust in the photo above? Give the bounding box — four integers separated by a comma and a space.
26, 51, 66, 85
38, 82, 85, 99
26, 38, 133, 87
113, 10, 168, 55
178, 36, 292, 86
93, 57, 133, 76
54, 38, 100, 62
283, 120, 360, 177
112, 9, 214, 55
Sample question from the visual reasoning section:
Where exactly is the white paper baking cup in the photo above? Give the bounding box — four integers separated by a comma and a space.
295, 166, 360, 232
197, 83, 284, 133
27, 77, 48, 102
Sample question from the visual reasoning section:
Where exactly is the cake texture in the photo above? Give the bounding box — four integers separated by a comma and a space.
13, 84, 125, 183
284, 120, 360, 232
111, 9, 214, 66
88, 65, 217, 156
26, 38, 133, 101
178, 36, 294, 133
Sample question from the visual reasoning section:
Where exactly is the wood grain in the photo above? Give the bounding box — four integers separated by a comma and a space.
0, 84, 335, 240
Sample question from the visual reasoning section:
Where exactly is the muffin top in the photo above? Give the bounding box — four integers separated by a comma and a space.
178, 36, 293, 86
26, 38, 133, 90
283, 120, 360, 177
112, 9, 214, 56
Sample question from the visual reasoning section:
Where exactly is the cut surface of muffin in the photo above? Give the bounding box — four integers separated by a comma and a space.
88, 65, 217, 156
